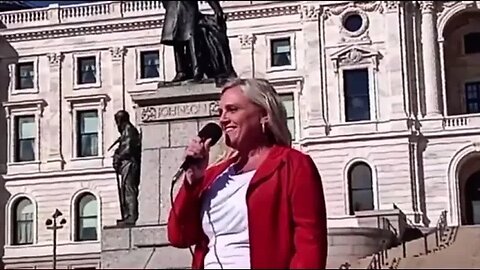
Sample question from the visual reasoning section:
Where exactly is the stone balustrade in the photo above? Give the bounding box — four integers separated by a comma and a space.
0, 1, 278, 29
442, 114, 480, 130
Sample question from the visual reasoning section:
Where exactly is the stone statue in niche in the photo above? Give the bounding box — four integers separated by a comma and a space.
160, 1, 237, 87
112, 110, 142, 227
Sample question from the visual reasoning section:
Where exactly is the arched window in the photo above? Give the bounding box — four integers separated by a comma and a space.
13, 198, 34, 245
348, 162, 374, 215
75, 193, 98, 241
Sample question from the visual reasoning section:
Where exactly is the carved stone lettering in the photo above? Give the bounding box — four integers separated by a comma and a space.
140, 101, 219, 122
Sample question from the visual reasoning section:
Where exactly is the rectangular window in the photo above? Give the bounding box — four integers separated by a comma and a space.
77, 56, 97, 85
280, 94, 295, 140
140, 51, 160, 79
271, 38, 291, 67
465, 82, 480, 114
343, 69, 370, 122
14, 116, 35, 162
77, 110, 98, 157
15, 62, 34, 90
464, 33, 480, 54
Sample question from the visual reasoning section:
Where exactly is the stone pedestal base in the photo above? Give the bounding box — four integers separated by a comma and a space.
101, 225, 191, 269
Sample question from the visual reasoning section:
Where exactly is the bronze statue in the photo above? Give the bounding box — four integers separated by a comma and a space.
112, 110, 141, 227
160, 1, 237, 85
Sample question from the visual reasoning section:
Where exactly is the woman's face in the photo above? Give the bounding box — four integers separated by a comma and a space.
219, 86, 266, 151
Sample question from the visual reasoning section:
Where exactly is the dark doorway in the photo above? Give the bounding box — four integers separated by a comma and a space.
465, 171, 480, 225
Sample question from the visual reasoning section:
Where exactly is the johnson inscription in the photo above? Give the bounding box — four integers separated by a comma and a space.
141, 101, 220, 122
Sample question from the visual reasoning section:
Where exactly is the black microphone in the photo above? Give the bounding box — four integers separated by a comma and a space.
172, 122, 223, 183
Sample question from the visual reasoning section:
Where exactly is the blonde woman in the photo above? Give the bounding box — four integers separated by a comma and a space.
168, 78, 328, 269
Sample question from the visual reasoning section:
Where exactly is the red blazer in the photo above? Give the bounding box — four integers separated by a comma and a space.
167, 145, 328, 269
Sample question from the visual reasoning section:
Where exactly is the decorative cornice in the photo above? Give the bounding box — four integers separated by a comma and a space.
4, 19, 164, 42
3, 5, 300, 42
330, 45, 382, 73
238, 34, 256, 49
47, 53, 64, 66
65, 93, 110, 113
3, 99, 47, 118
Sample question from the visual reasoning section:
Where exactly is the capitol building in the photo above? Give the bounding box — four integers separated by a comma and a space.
0, 0, 480, 269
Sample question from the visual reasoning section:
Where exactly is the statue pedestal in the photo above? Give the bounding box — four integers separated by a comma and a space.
101, 82, 226, 269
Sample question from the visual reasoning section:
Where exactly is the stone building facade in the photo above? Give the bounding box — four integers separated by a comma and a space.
1, 0, 480, 268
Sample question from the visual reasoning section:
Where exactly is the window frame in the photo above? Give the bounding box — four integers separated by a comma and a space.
76, 110, 100, 158
3, 99, 45, 173
338, 65, 378, 123
344, 159, 378, 216
9, 56, 39, 95
266, 32, 297, 72
464, 81, 480, 114
330, 46, 380, 125
7, 195, 37, 246
278, 93, 296, 141
139, 50, 160, 80
14, 115, 36, 163
73, 52, 102, 90
74, 192, 99, 242
135, 47, 163, 85
343, 68, 371, 122
267, 78, 302, 144
65, 94, 108, 162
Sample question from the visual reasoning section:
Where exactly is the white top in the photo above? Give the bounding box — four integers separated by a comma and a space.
201, 165, 255, 269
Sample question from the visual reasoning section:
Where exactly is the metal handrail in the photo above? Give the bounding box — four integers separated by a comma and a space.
434, 210, 448, 247
337, 209, 449, 269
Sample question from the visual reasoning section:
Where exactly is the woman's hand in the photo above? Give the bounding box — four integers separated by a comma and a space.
184, 137, 212, 185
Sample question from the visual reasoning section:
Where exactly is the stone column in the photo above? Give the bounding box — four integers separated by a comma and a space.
109, 46, 127, 112
45, 53, 64, 171
301, 3, 327, 136
384, 2, 408, 120
420, 1, 442, 117
237, 34, 256, 77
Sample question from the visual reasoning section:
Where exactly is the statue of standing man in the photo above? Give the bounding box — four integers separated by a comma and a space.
113, 110, 141, 227
161, 1, 203, 82
160, 1, 237, 85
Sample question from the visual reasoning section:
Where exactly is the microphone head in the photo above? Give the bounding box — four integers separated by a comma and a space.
198, 122, 223, 146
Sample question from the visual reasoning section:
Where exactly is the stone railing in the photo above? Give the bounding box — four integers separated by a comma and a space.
442, 113, 480, 129
0, 6, 50, 27
0, 1, 274, 29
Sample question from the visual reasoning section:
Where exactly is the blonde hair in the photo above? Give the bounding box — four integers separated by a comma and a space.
211, 77, 292, 165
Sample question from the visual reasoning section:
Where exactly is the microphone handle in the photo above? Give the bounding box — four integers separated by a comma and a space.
171, 136, 211, 184
172, 157, 201, 184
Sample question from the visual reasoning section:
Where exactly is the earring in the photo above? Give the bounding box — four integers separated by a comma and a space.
261, 122, 265, 134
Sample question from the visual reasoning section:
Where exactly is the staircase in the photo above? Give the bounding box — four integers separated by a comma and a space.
337, 210, 460, 269
397, 226, 480, 268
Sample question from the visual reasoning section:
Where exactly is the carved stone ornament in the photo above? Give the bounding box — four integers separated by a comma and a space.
330, 45, 382, 73
300, 4, 321, 21
341, 48, 363, 65
384, 1, 402, 12
323, 1, 384, 20
419, 1, 436, 13
47, 53, 64, 66
238, 34, 256, 49
339, 9, 370, 42
109, 46, 127, 61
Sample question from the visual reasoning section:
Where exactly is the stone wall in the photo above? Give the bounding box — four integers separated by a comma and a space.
102, 82, 225, 269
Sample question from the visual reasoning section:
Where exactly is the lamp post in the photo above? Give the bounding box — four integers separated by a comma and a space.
45, 209, 66, 270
